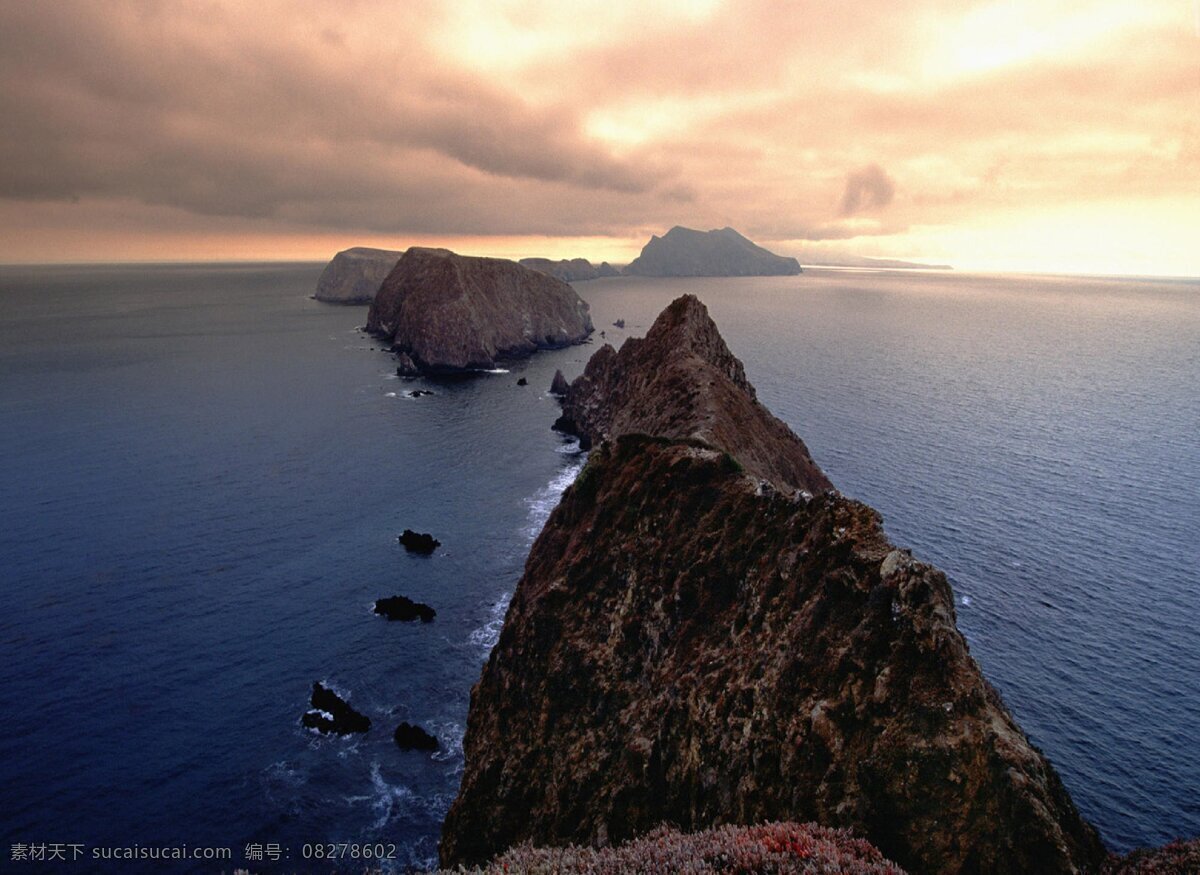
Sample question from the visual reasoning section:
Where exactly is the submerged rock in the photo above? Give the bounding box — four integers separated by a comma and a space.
374, 595, 435, 623
399, 530, 440, 554
315, 247, 403, 304
394, 722, 439, 751
441, 296, 1105, 873
301, 682, 370, 735
624, 226, 801, 277
366, 248, 593, 374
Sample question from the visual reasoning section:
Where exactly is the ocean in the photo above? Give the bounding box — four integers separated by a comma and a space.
1, 264, 1196, 871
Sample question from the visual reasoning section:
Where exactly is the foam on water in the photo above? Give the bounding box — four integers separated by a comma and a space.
468, 593, 510, 655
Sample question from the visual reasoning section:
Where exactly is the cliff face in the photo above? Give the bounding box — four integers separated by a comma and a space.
314, 246, 403, 304
624, 226, 802, 277
365, 248, 593, 373
440, 296, 1106, 873
520, 257, 621, 282
554, 296, 830, 496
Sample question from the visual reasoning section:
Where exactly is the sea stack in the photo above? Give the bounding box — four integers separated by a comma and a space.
440, 296, 1105, 873
315, 247, 404, 304
366, 248, 593, 374
300, 682, 371, 735
623, 226, 801, 277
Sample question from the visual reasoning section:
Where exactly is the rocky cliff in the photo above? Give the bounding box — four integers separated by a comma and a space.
314, 246, 403, 304
520, 257, 621, 282
553, 296, 830, 495
440, 296, 1106, 873
624, 226, 801, 277
365, 248, 593, 374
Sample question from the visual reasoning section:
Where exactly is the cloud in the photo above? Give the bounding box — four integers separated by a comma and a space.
839, 164, 896, 215
0, 0, 1196, 270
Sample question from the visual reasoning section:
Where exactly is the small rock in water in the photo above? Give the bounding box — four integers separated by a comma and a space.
517, 377, 528, 386
395, 352, 420, 377
399, 529, 440, 554
301, 682, 371, 735
394, 722, 439, 751
374, 595, 436, 623
612, 319, 625, 328
408, 389, 433, 398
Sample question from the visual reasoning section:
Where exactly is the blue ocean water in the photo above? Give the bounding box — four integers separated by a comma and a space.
1, 264, 1196, 870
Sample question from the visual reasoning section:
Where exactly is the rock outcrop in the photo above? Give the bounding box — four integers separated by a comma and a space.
549, 369, 570, 397
399, 530, 440, 554
300, 682, 370, 735
553, 295, 830, 495
440, 296, 1106, 873
624, 226, 801, 277
374, 595, 436, 623
520, 257, 620, 282
315, 247, 403, 304
366, 248, 593, 373
394, 722, 439, 751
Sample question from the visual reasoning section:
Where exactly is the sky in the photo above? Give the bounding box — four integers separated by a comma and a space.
1, 0, 1197, 274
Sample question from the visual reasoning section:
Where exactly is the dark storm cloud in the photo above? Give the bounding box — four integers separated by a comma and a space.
0, 1, 677, 234
839, 164, 895, 216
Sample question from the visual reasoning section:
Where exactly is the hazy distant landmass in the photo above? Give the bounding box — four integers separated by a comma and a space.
520, 257, 621, 282
804, 253, 953, 270
315, 247, 404, 304
624, 226, 802, 277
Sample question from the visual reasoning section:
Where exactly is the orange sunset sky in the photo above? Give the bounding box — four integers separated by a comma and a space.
1, 0, 1197, 275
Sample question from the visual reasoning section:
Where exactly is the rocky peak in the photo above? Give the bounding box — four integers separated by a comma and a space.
624, 226, 802, 277
554, 294, 829, 495
441, 296, 1107, 873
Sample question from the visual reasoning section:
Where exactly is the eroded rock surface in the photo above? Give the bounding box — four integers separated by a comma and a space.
366, 248, 593, 373
553, 295, 830, 495
441, 296, 1105, 874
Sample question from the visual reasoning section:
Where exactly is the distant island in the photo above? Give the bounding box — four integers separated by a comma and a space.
624, 226, 802, 277
314, 246, 404, 304
519, 257, 621, 282
365, 247, 593, 375
804, 253, 953, 270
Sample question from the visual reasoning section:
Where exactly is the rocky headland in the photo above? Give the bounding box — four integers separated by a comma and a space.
624, 226, 801, 277
366, 248, 593, 375
552, 295, 830, 495
520, 257, 621, 282
440, 295, 1106, 873
314, 246, 404, 304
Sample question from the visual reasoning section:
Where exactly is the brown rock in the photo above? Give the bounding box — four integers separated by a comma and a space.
366, 248, 593, 374
553, 294, 830, 495
441, 296, 1105, 873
